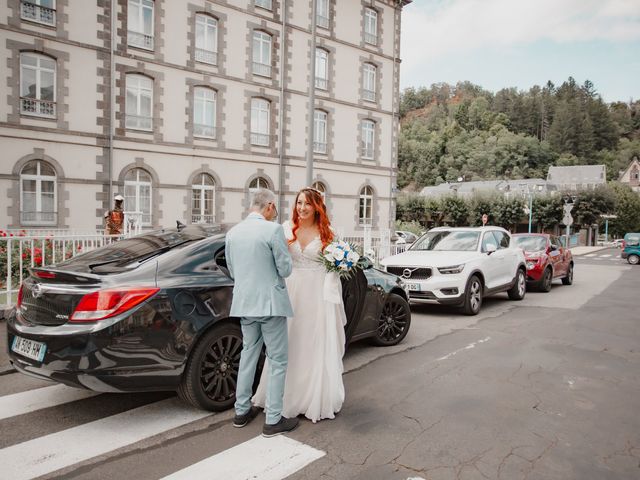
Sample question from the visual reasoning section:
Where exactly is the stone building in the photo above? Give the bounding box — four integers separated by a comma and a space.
0, 0, 410, 232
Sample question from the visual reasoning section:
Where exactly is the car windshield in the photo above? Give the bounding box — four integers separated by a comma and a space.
411, 231, 480, 251
512, 236, 547, 251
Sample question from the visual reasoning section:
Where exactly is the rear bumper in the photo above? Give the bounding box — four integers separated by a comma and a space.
621, 252, 628, 259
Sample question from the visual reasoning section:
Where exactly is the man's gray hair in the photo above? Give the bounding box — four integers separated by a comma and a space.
251, 188, 277, 209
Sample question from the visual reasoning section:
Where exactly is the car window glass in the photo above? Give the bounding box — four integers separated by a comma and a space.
493, 231, 509, 249
512, 235, 546, 251
412, 231, 480, 251
481, 232, 498, 252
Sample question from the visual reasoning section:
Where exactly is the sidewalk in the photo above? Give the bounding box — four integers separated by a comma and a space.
570, 245, 612, 256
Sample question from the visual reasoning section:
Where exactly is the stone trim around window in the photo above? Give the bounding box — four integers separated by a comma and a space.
8, 0, 70, 39
118, 0, 165, 61
358, 54, 382, 107
184, 166, 225, 224
6, 38, 70, 129
245, 21, 281, 89
359, 0, 385, 55
184, 78, 227, 147
246, 0, 282, 24
115, 62, 165, 142
7, 149, 69, 228
357, 112, 382, 166
186, 4, 228, 75
116, 158, 162, 228
311, 0, 336, 37
243, 88, 280, 155
353, 180, 379, 230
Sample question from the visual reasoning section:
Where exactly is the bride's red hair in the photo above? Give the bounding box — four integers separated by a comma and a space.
290, 188, 334, 249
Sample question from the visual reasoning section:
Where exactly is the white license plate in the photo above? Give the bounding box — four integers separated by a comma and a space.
11, 336, 47, 362
406, 282, 421, 291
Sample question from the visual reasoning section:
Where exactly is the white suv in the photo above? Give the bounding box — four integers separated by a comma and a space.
380, 227, 527, 315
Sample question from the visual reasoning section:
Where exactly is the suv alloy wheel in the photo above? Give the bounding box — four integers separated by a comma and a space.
462, 275, 483, 315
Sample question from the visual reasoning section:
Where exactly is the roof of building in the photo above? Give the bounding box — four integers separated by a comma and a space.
618, 156, 640, 181
419, 178, 549, 197
546, 165, 606, 184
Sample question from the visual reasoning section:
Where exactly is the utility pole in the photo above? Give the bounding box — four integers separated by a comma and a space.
305, 0, 318, 187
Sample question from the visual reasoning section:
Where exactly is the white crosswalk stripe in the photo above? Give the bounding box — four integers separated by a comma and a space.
0, 398, 212, 480
0, 384, 98, 420
161, 435, 325, 480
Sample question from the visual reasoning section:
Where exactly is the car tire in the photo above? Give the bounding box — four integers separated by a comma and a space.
178, 322, 243, 411
561, 263, 574, 285
508, 269, 526, 300
371, 293, 411, 346
628, 254, 640, 265
462, 275, 483, 316
540, 267, 553, 292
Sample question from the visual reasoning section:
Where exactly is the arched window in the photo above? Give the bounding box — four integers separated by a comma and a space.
364, 7, 378, 45
125, 74, 153, 131
312, 181, 326, 198
193, 87, 216, 138
358, 185, 373, 226
362, 63, 376, 102
249, 176, 269, 192
315, 48, 329, 90
316, 0, 329, 28
20, 52, 56, 118
20, 160, 57, 225
128, 0, 154, 50
313, 110, 327, 154
252, 31, 272, 77
124, 168, 152, 225
361, 119, 375, 160
191, 173, 215, 224
195, 14, 218, 65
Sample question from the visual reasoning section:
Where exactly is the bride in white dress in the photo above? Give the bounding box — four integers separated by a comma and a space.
252, 187, 346, 422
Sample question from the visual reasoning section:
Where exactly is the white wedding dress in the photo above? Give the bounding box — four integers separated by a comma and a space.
252, 221, 346, 422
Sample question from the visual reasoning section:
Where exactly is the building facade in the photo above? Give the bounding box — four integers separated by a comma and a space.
0, 0, 410, 233
618, 156, 640, 193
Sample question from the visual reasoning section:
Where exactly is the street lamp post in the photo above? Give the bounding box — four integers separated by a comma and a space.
522, 184, 543, 234
601, 214, 617, 243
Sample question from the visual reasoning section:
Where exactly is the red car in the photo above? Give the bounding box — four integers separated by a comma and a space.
512, 233, 574, 292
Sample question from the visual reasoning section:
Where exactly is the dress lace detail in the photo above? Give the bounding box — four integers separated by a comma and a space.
252, 221, 346, 422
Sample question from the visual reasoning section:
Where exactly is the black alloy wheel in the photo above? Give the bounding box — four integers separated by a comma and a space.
179, 322, 243, 411
372, 293, 411, 346
562, 263, 574, 284
463, 275, 483, 316
508, 269, 527, 300
540, 267, 553, 292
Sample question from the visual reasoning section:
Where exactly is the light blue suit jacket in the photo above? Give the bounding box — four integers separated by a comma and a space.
225, 212, 294, 317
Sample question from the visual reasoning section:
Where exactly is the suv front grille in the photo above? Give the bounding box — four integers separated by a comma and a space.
387, 266, 432, 280
20, 285, 77, 326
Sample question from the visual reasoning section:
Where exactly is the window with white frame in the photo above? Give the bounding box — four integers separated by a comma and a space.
191, 173, 215, 224
20, 160, 57, 225
313, 110, 327, 154
362, 63, 376, 102
195, 14, 218, 65
20, 52, 56, 118
364, 8, 378, 45
252, 31, 272, 77
250, 98, 270, 146
249, 176, 269, 193
316, 0, 329, 29
315, 48, 328, 90
124, 168, 152, 226
21, 0, 56, 26
193, 87, 216, 138
125, 74, 153, 131
312, 181, 326, 198
359, 185, 373, 226
255, 0, 272, 9
361, 119, 375, 159
128, 0, 154, 50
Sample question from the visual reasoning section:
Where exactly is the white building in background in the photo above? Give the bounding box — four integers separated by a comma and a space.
0, 0, 411, 233
618, 156, 640, 193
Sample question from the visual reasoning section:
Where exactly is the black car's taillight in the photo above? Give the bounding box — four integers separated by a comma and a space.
69, 287, 160, 322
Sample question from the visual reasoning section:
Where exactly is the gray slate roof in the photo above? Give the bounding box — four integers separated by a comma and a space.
546, 165, 606, 185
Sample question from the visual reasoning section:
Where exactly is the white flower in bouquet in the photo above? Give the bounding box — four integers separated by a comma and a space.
319, 240, 367, 279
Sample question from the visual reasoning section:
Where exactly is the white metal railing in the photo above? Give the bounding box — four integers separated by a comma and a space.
363, 89, 376, 102
313, 141, 327, 154
364, 32, 377, 45
361, 146, 374, 160
252, 62, 271, 77
250, 132, 270, 146
20, 211, 57, 225
21, 1, 56, 26
1, 233, 124, 309
128, 31, 154, 50
21, 97, 56, 118
315, 77, 328, 90
316, 14, 329, 29
126, 114, 152, 131
195, 48, 218, 65
191, 214, 214, 224
194, 123, 216, 139
340, 228, 408, 266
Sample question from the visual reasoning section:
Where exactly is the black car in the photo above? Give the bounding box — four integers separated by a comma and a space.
7, 224, 411, 411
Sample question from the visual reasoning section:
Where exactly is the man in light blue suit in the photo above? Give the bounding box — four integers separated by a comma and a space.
225, 188, 299, 437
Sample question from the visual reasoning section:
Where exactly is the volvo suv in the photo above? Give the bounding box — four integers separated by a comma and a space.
380, 227, 527, 315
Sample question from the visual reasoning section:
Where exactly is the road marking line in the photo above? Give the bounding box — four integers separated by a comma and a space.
161, 435, 325, 480
585, 254, 597, 257
0, 398, 212, 480
0, 384, 99, 421
600, 254, 612, 258
437, 337, 491, 361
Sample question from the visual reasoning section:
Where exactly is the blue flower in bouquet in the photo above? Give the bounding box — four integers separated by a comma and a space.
320, 240, 365, 278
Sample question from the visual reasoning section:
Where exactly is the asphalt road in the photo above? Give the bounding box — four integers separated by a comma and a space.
0, 253, 637, 479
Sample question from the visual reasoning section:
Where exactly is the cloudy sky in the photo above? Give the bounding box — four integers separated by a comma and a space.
400, 0, 640, 102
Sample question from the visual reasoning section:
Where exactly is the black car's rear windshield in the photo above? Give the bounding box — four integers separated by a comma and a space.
411, 231, 480, 251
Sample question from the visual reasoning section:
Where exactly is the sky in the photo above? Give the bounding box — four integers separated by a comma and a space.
400, 0, 640, 103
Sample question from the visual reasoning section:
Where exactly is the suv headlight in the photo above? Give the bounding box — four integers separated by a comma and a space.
437, 264, 465, 274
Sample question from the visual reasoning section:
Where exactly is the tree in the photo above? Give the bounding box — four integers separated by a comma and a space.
609, 183, 640, 237
492, 197, 525, 231
441, 196, 469, 226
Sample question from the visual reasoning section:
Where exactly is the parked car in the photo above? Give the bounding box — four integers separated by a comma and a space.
511, 233, 574, 292
393, 230, 419, 245
380, 227, 527, 316
7, 225, 411, 411
612, 238, 624, 248
621, 232, 640, 265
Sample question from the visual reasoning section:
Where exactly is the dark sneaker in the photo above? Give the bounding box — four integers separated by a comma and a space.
233, 406, 261, 428
262, 416, 299, 437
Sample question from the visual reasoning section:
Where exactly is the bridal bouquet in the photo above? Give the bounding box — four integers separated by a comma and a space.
320, 240, 367, 279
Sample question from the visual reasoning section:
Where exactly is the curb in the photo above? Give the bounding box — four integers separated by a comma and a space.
570, 246, 613, 257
